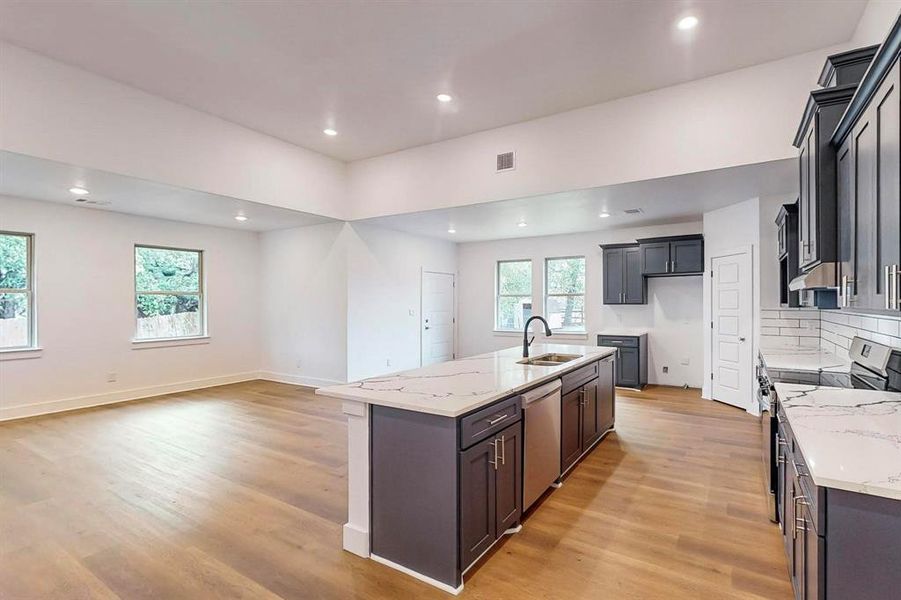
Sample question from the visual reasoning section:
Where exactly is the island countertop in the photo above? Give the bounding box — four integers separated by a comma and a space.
775, 383, 901, 500
760, 345, 852, 374
316, 343, 617, 417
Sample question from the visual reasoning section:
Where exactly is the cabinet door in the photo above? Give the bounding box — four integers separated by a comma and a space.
801, 502, 823, 600
790, 464, 805, 599
494, 422, 522, 537
641, 242, 670, 275
617, 347, 640, 388
597, 357, 615, 432
776, 431, 786, 533
671, 239, 704, 274
459, 437, 497, 570
877, 62, 900, 311
807, 118, 819, 264
580, 382, 600, 450
854, 111, 879, 309
561, 387, 582, 473
623, 247, 645, 303
799, 132, 811, 265
603, 248, 624, 305
837, 137, 857, 304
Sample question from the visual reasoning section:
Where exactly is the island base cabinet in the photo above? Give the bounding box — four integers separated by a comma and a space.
460, 421, 522, 572
561, 356, 616, 475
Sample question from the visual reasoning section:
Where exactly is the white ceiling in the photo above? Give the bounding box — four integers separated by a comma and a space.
361, 158, 797, 242
0, 151, 335, 232
0, 1, 866, 161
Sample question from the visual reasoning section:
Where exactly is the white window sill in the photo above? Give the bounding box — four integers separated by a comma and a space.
131, 336, 210, 349
0, 347, 43, 361
547, 331, 589, 340
494, 330, 588, 340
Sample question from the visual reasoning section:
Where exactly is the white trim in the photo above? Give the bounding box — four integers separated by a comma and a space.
258, 371, 344, 388
493, 329, 522, 336
370, 554, 463, 596
545, 332, 588, 340
0, 346, 43, 361
0, 371, 259, 422
131, 335, 210, 349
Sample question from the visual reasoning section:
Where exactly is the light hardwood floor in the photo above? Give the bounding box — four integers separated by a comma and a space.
0, 382, 791, 599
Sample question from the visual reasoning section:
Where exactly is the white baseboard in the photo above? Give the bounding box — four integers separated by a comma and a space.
370, 554, 463, 596
258, 371, 344, 388
0, 371, 259, 422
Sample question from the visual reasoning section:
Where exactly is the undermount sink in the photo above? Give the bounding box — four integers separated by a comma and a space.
517, 353, 582, 366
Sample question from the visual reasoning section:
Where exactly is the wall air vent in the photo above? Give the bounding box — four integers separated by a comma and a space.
496, 151, 515, 172
623, 208, 644, 215
75, 197, 111, 206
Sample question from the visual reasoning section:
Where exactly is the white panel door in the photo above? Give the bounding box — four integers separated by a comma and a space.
421, 271, 455, 366
711, 250, 752, 409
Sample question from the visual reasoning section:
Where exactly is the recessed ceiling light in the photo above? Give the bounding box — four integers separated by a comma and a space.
517, 220, 528, 228
677, 16, 698, 30
234, 215, 248, 222
436, 93, 453, 103
69, 187, 89, 195
323, 128, 338, 136
447, 227, 456, 234
599, 212, 611, 218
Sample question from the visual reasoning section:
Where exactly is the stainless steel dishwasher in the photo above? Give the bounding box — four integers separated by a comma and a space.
522, 379, 562, 511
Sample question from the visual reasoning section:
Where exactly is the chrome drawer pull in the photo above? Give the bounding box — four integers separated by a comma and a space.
487, 414, 509, 426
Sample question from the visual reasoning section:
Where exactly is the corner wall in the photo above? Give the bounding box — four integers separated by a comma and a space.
0, 195, 262, 420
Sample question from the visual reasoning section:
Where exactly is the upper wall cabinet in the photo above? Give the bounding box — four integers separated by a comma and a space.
776, 201, 801, 308
818, 45, 880, 88
636, 235, 704, 276
833, 19, 901, 312
600, 243, 645, 305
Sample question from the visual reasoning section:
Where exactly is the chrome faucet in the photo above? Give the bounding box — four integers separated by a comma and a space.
522, 315, 552, 358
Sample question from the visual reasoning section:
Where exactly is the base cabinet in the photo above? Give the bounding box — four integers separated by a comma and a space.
598, 334, 648, 389
561, 356, 615, 473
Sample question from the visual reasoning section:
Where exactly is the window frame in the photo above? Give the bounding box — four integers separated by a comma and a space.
495, 258, 532, 332
133, 243, 206, 341
0, 231, 36, 350
544, 255, 587, 333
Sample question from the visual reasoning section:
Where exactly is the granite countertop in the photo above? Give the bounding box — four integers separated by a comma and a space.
597, 329, 648, 337
760, 345, 851, 374
775, 383, 901, 500
316, 344, 617, 417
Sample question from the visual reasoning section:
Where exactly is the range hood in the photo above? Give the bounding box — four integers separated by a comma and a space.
789, 262, 838, 291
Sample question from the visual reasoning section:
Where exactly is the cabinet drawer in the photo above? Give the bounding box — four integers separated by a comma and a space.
562, 361, 599, 395
459, 396, 521, 450
597, 335, 639, 348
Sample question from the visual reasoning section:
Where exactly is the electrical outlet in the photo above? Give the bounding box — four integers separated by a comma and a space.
662, 366, 669, 374
106, 372, 118, 383
386, 358, 391, 367
680, 357, 690, 366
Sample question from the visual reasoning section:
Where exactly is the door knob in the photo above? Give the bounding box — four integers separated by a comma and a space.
739, 337, 746, 342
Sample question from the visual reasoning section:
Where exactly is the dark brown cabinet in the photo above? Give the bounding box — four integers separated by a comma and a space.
601, 243, 645, 304
637, 235, 704, 276
560, 356, 615, 474
834, 53, 900, 312
777, 202, 801, 307
459, 421, 521, 570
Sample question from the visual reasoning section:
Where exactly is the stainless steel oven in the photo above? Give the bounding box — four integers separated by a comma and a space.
756, 356, 777, 522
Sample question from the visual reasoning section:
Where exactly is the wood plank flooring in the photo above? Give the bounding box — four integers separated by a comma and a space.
0, 382, 791, 599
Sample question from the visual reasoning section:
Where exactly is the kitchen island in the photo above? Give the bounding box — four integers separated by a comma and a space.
316, 343, 617, 594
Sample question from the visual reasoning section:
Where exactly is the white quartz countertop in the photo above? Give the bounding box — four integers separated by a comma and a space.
760, 345, 851, 374
597, 329, 648, 337
775, 383, 901, 500
316, 344, 617, 417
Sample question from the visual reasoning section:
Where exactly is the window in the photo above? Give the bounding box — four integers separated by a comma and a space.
496, 259, 532, 331
0, 232, 35, 349
545, 256, 586, 332
135, 245, 204, 340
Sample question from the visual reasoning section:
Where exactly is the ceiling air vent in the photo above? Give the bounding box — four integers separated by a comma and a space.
75, 197, 111, 206
496, 151, 515, 173
623, 208, 643, 215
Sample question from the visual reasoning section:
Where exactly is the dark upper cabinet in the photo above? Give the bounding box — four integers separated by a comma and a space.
819, 45, 880, 88
600, 243, 646, 305
794, 84, 857, 271
834, 51, 900, 312
776, 202, 801, 307
636, 235, 704, 276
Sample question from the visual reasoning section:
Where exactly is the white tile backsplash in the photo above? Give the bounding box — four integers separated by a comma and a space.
759, 307, 901, 352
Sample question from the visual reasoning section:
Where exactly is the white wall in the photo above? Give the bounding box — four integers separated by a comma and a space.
702, 197, 761, 404
852, 0, 901, 45
0, 43, 348, 219
259, 222, 349, 386
346, 223, 457, 381
0, 195, 261, 420
348, 46, 841, 220
258, 222, 458, 385
457, 222, 705, 388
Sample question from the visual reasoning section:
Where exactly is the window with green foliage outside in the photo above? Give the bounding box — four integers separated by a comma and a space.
545, 256, 586, 332
0, 232, 34, 349
496, 259, 532, 331
135, 245, 204, 340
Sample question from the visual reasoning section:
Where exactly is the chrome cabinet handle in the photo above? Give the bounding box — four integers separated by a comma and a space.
795, 516, 808, 533
487, 414, 509, 426
489, 440, 498, 470
777, 453, 786, 465
671, 260, 676, 272
892, 265, 898, 310
886, 266, 891, 310
500, 435, 506, 466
